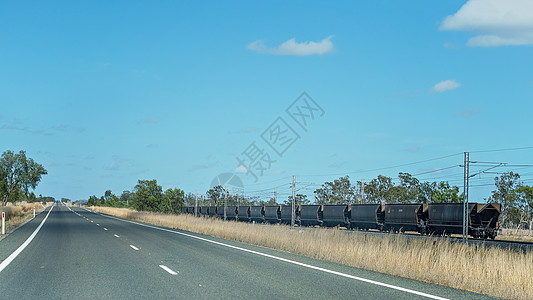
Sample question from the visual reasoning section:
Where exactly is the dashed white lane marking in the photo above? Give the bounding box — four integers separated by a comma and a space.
104, 228, 108, 231
90, 220, 94, 223
159, 265, 178, 275
130, 245, 139, 251
86, 208, 448, 300
114, 234, 120, 238
0, 206, 54, 273
96, 224, 100, 226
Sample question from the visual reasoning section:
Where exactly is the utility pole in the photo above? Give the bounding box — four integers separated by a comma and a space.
237, 191, 239, 206
224, 185, 228, 221
463, 152, 470, 242
195, 190, 198, 217
361, 179, 365, 204
274, 188, 277, 203
291, 175, 296, 228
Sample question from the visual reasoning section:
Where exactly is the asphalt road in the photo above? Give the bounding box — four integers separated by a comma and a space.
0, 204, 500, 299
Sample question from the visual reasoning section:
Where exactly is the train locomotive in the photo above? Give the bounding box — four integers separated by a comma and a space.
183, 202, 501, 239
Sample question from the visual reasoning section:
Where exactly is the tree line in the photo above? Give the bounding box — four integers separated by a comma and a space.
2, 149, 529, 230
87, 179, 185, 214
193, 173, 463, 208
313, 173, 462, 205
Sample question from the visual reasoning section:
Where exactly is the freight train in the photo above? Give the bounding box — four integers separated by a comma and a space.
182, 202, 501, 239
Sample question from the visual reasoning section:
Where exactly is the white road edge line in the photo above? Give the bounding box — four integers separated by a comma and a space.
85, 208, 448, 300
0, 206, 55, 273
130, 245, 139, 251
159, 265, 178, 275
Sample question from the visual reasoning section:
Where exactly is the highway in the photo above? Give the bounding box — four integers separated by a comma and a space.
0, 204, 498, 299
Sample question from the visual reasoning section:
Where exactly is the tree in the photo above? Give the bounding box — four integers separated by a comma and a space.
227, 193, 251, 206
397, 172, 421, 203
107, 194, 120, 207
119, 190, 134, 206
432, 182, 462, 203
365, 175, 394, 204
516, 185, 533, 234
183, 193, 196, 206
104, 190, 113, 201
284, 194, 310, 206
353, 180, 365, 204
37, 195, 55, 204
259, 198, 278, 206
87, 195, 99, 206
419, 181, 437, 203
133, 179, 163, 212
1, 150, 47, 206
387, 185, 407, 204
314, 176, 355, 204
206, 185, 226, 207
488, 172, 521, 227
27, 192, 37, 203
245, 195, 261, 206
161, 188, 184, 214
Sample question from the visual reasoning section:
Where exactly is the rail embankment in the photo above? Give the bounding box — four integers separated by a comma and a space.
91, 206, 532, 300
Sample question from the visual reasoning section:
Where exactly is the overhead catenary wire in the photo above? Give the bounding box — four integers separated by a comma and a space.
470, 146, 533, 153
297, 152, 463, 177
209, 147, 533, 201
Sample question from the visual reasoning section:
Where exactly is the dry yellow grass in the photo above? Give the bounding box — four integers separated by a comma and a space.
92, 206, 532, 300
497, 228, 533, 242
0, 202, 47, 237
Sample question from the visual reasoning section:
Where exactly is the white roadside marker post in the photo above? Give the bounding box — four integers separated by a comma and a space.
34, 208, 36, 218
2, 212, 5, 235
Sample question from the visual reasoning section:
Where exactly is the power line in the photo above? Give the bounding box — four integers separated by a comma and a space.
411, 165, 460, 176
417, 172, 464, 181
299, 152, 463, 177
470, 146, 533, 153
209, 149, 533, 201
243, 175, 293, 187
239, 182, 291, 195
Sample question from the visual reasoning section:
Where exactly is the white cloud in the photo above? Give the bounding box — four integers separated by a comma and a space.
137, 117, 158, 124
234, 127, 258, 134
328, 161, 347, 168
187, 161, 219, 172
105, 156, 134, 171
431, 79, 462, 93
246, 36, 334, 56
457, 107, 482, 117
440, 0, 533, 47
234, 165, 249, 173
405, 147, 420, 153
443, 42, 457, 49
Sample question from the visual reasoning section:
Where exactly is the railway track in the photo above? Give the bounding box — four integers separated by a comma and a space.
293, 225, 533, 252
457, 236, 533, 252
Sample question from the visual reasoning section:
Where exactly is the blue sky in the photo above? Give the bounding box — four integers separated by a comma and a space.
1, 0, 532, 202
